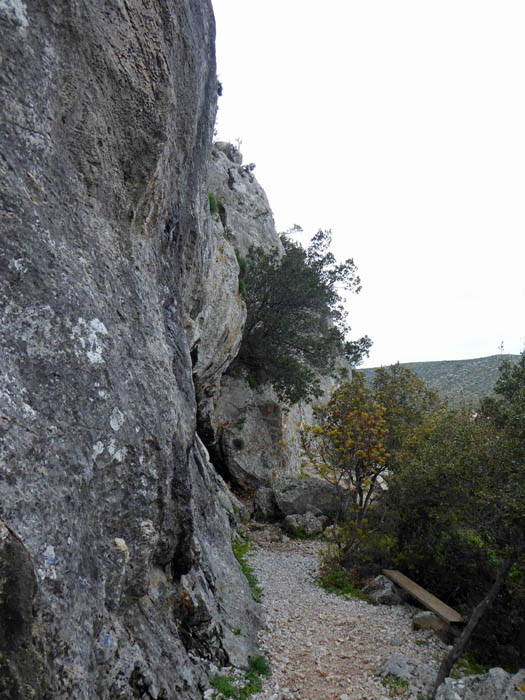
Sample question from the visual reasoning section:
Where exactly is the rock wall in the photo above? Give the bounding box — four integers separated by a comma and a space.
0, 2, 260, 698
197, 142, 349, 490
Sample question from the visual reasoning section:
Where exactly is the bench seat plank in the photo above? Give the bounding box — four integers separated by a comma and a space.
383, 569, 463, 624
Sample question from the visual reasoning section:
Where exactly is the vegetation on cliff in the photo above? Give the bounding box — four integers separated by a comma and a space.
303, 352, 525, 675
231, 229, 372, 404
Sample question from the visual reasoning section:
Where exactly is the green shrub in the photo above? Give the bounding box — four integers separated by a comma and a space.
211, 675, 238, 698
380, 675, 409, 696
248, 655, 271, 677
318, 565, 369, 601
210, 655, 271, 700
234, 247, 248, 295
232, 535, 262, 602
208, 192, 219, 216
453, 653, 487, 678
230, 230, 371, 404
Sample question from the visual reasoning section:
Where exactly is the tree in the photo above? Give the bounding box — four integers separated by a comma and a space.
232, 230, 371, 404
368, 363, 441, 472
366, 362, 525, 692
428, 408, 525, 695
300, 374, 388, 556
300, 366, 441, 564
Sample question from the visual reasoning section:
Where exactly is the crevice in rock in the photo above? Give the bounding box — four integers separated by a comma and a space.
218, 201, 227, 228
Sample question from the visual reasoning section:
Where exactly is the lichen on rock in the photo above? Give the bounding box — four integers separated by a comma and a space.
0, 1, 261, 697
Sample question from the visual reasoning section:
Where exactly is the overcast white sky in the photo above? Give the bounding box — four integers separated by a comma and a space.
212, 0, 525, 368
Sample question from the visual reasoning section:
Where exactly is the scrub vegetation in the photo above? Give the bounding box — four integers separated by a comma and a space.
230, 229, 371, 404
301, 352, 525, 685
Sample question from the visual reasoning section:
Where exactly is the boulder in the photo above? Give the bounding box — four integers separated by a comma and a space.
413, 611, 452, 643
363, 575, 403, 606
376, 654, 437, 698
273, 476, 345, 519
283, 512, 324, 537
436, 667, 525, 699
253, 487, 279, 522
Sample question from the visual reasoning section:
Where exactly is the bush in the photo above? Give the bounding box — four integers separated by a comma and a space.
210, 655, 271, 700
232, 534, 262, 603
208, 192, 219, 216
234, 247, 248, 295
231, 230, 371, 404
360, 402, 525, 668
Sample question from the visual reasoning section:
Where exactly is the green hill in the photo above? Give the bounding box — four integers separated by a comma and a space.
358, 354, 521, 407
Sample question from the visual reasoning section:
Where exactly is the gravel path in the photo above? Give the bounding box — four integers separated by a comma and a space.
248, 531, 447, 700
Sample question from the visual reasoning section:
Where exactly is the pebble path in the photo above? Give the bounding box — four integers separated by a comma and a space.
248, 531, 446, 700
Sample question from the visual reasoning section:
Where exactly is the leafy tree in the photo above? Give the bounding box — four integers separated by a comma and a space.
232, 230, 371, 404
300, 375, 389, 552
364, 356, 525, 689
368, 363, 441, 472
480, 350, 525, 439
301, 366, 441, 567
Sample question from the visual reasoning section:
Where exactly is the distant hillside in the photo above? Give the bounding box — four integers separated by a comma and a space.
358, 354, 521, 407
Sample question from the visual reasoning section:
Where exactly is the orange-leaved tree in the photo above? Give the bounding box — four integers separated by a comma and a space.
300, 374, 389, 558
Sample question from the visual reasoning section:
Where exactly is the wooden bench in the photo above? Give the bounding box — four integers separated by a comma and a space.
383, 569, 463, 624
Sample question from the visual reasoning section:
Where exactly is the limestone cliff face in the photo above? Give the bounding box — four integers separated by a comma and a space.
198, 144, 347, 489
0, 2, 259, 698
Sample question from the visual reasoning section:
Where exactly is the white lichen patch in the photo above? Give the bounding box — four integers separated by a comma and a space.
0, 0, 29, 29
92, 441, 104, 460
71, 317, 108, 365
110, 407, 124, 432
20, 306, 56, 359
8, 258, 28, 274
107, 438, 126, 462
40, 544, 59, 580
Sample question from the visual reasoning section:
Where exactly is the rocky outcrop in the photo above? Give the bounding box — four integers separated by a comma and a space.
272, 476, 346, 519
412, 611, 452, 644
436, 668, 525, 700
0, 2, 260, 698
364, 575, 404, 606
376, 654, 437, 698
252, 476, 347, 526
283, 513, 326, 537
198, 143, 350, 487
209, 143, 281, 256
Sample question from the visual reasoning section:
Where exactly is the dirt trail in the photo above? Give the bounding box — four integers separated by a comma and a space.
248, 528, 445, 700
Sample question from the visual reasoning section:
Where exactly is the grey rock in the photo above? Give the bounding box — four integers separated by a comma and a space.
376, 654, 437, 697
283, 512, 324, 537
436, 667, 525, 700
209, 375, 294, 488
364, 575, 403, 605
209, 144, 280, 256
187, 217, 246, 432
201, 144, 350, 490
273, 476, 346, 519
0, 520, 44, 698
413, 610, 452, 643
214, 141, 243, 165
253, 487, 279, 522
0, 1, 261, 697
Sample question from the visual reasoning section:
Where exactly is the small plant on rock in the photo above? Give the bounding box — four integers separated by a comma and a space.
208, 192, 219, 216
232, 534, 262, 603
210, 655, 271, 699
380, 674, 409, 696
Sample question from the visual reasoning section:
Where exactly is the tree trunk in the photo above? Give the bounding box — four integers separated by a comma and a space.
432, 549, 518, 698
